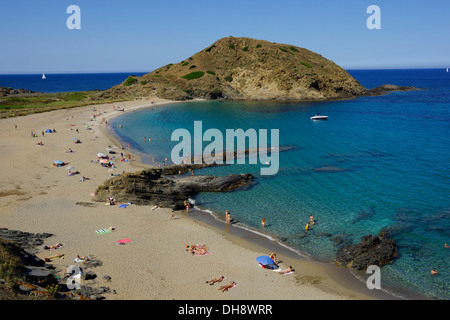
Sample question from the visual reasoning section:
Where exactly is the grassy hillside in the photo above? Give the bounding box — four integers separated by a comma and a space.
97, 36, 366, 101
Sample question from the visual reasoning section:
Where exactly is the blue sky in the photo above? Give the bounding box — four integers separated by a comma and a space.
0, 0, 449, 73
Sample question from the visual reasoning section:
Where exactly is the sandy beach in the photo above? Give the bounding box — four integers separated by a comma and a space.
0, 97, 396, 300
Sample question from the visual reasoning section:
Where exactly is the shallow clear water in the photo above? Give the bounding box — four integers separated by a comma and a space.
56, 69, 450, 299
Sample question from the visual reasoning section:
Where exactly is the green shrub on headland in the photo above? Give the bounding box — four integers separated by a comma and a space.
124, 76, 137, 86
183, 71, 205, 80
301, 62, 312, 68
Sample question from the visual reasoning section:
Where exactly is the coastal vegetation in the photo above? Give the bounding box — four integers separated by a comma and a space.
124, 76, 138, 86
183, 71, 205, 80
0, 90, 127, 119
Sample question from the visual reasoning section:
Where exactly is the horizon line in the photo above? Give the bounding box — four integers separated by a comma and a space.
1, 66, 449, 75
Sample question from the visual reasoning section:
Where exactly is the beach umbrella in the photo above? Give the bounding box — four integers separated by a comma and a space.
99, 159, 109, 163
97, 153, 107, 158
65, 166, 74, 170
45, 129, 52, 133
53, 160, 63, 164
256, 255, 274, 266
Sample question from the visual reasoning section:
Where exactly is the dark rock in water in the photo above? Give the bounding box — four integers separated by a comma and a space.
366, 84, 420, 95
316, 232, 332, 238
313, 166, 347, 173
336, 232, 399, 270
330, 234, 352, 248
93, 164, 254, 210
351, 206, 376, 225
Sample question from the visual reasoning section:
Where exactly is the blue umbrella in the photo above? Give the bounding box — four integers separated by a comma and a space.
256, 255, 274, 266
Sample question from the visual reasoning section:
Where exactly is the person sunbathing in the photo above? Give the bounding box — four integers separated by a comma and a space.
279, 266, 294, 274
206, 276, 225, 285
44, 254, 64, 262
44, 243, 64, 250
218, 281, 236, 292
194, 247, 209, 255
76, 254, 93, 262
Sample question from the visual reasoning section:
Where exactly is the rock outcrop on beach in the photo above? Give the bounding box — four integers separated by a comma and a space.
0, 228, 112, 300
335, 232, 399, 270
92, 164, 254, 210
96, 36, 371, 102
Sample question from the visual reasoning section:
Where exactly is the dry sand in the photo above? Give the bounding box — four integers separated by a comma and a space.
0, 97, 392, 300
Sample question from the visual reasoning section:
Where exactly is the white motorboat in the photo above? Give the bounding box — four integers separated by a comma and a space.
310, 113, 328, 120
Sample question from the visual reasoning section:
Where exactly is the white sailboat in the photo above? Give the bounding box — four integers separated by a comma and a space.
447, 68, 449, 73
42, 74, 46, 79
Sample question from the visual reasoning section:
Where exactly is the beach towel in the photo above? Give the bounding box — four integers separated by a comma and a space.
44, 254, 64, 262
119, 204, 129, 208
117, 238, 131, 245
95, 228, 111, 235
195, 252, 211, 256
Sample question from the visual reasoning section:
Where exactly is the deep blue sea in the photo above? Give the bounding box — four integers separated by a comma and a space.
0, 72, 147, 93
2, 70, 448, 299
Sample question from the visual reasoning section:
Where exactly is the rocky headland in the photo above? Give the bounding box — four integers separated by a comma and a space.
96, 36, 418, 102
0, 86, 42, 97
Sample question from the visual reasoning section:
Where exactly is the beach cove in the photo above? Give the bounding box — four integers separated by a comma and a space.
0, 97, 401, 300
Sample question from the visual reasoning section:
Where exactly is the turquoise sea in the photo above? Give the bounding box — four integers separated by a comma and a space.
108, 69, 449, 299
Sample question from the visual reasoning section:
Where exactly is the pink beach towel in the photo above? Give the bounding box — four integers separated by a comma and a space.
116, 238, 131, 245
